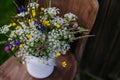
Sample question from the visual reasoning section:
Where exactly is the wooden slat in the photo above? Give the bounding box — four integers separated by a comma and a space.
0, 52, 77, 80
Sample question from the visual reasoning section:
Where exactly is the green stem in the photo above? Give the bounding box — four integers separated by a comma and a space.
70, 35, 95, 42
0, 41, 7, 44
69, 30, 89, 34
46, 0, 51, 8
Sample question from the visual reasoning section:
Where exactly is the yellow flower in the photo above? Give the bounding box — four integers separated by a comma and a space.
19, 44, 23, 48
43, 20, 48, 24
62, 61, 67, 68
43, 20, 50, 26
40, 16, 42, 18
56, 24, 61, 29
28, 8, 30, 12
27, 35, 32, 39
32, 9, 36, 17
16, 26, 21, 29
9, 23, 12, 26
36, 5, 39, 9
41, 7, 44, 11
28, 19, 31, 23
9, 22, 16, 26
28, 18, 33, 23
11, 47, 14, 51
56, 52, 61, 57
46, 23, 50, 26
40, 40, 44, 43
12, 23, 16, 26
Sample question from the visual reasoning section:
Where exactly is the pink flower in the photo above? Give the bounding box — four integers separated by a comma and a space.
72, 24, 78, 30
36, 46, 42, 51
4, 44, 12, 53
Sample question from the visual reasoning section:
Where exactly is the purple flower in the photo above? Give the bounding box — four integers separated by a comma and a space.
14, 40, 20, 45
41, 26, 45, 33
36, 26, 41, 30
72, 24, 78, 30
19, 6, 25, 12
7, 44, 13, 48
36, 46, 42, 51
36, 26, 45, 33
4, 44, 13, 53
34, 21, 39, 25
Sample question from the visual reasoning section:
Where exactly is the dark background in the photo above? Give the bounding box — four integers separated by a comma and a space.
80, 0, 120, 79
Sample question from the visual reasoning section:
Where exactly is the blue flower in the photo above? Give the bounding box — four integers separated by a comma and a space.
36, 26, 45, 33
41, 26, 45, 33
19, 6, 25, 12
36, 26, 41, 30
7, 44, 13, 49
34, 21, 39, 25
14, 40, 20, 45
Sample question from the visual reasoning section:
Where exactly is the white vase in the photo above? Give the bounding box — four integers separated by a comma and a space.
26, 56, 55, 79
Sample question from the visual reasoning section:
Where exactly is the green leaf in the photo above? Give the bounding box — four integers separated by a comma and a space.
78, 27, 86, 31
0, 0, 17, 26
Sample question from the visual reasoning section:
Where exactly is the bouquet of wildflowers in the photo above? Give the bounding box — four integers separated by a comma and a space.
0, 1, 91, 64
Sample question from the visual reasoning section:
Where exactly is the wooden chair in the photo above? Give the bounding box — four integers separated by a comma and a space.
0, 0, 99, 80
51, 0, 99, 80
50, 0, 99, 61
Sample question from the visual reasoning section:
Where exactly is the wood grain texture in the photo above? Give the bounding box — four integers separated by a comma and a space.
81, 0, 120, 79
0, 52, 77, 80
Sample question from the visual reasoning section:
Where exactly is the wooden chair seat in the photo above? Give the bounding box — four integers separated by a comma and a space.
0, 52, 77, 80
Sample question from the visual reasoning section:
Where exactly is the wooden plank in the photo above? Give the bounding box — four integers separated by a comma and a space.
0, 52, 77, 80
80, 0, 120, 79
